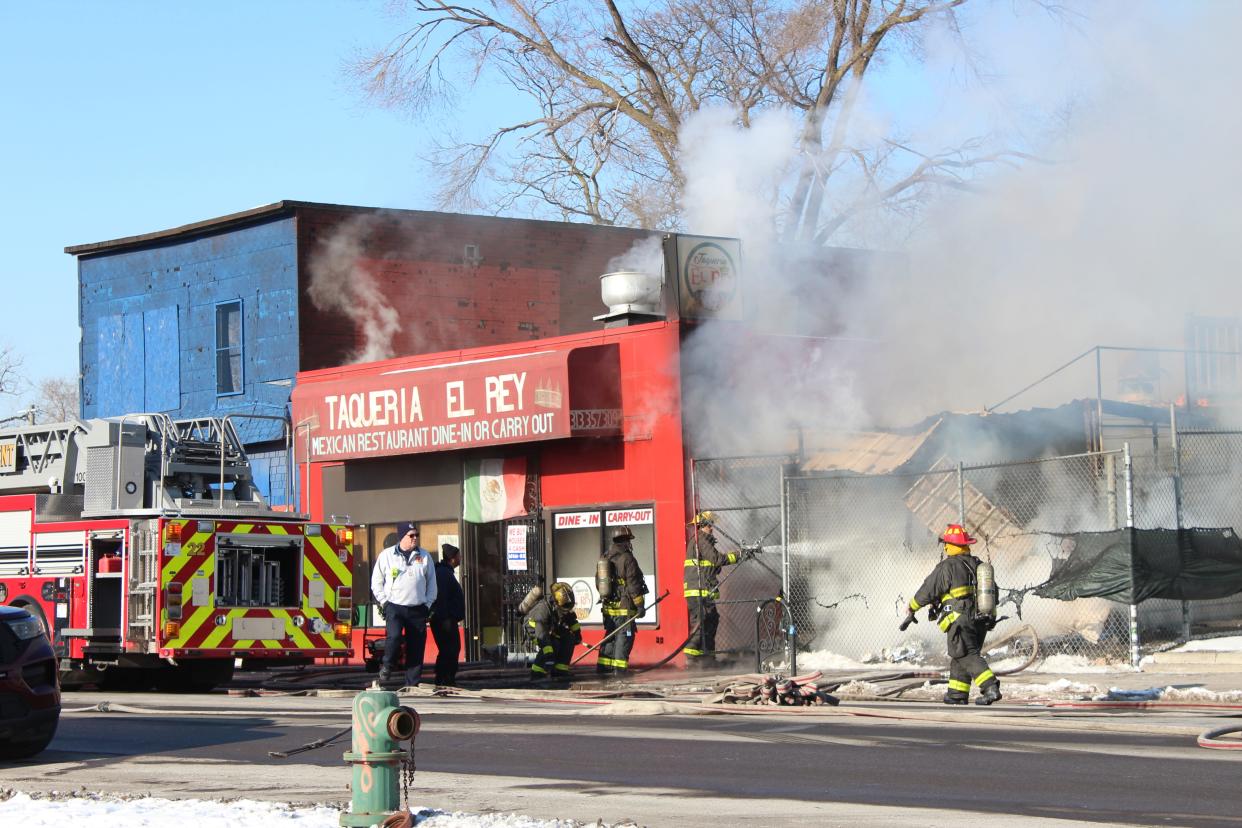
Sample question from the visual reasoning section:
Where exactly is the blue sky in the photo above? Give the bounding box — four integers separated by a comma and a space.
0, 0, 1091, 410
0, 2, 460, 398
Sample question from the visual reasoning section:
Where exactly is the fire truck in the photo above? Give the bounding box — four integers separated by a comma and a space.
0, 413, 354, 691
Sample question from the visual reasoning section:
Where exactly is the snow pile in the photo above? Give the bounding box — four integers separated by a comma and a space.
1093, 686, 1242, 704
1030, 655, 1117, 674
0, 791, 606, 828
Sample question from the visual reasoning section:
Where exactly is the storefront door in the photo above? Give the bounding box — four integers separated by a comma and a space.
463, 515, 544, 662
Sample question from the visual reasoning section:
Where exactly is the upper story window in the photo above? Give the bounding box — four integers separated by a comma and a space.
215, 300, 243, 396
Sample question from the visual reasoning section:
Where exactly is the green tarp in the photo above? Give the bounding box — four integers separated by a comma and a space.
1034, 528, 1242, 604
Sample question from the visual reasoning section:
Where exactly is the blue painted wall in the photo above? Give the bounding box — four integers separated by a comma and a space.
78, 216, 299, 449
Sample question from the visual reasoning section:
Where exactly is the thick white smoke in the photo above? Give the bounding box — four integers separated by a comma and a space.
670, 1, 1242, 453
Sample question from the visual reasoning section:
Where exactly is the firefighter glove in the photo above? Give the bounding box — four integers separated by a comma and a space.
899, 611, 918, 632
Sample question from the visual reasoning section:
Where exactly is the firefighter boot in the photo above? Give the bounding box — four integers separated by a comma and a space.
975, 682, 1003, 706
942, 692, 969, 705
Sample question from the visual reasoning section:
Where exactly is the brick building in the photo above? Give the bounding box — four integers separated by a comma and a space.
67, 201, 653, 500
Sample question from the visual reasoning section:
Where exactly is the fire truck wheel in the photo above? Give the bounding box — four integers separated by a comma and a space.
99, 668, 157, 692
154, 659, 236, 693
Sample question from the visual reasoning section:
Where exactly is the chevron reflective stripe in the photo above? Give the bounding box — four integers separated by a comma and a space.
684, 589, 719, 599
973, 669, 995, 686
942, 586, 974, 601
684, 648, 705, 656
938, 611, 960, 631
604, 607, 632, 616
598, 656, 628, 668
306, 534, 350, 587
684, 559, 714, 567
158, 520, 351, 653
948, 679, 971, 692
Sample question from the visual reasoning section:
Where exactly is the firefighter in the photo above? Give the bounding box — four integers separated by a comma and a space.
902, 523, 1003, 706
683, 511, 741, 669
597, 525, 649, 676
525, 582, 581, 681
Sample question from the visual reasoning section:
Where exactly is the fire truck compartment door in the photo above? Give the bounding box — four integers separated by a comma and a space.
308, 578, 325, 608
233, 617, 285, 641
191, 574, 210, 605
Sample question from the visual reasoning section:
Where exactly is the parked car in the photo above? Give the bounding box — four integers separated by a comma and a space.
0, 604, 60, 759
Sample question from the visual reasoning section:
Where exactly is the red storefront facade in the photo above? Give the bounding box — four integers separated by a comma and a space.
291, 319, 693, 668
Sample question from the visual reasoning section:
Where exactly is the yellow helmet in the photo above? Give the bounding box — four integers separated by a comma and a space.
691, 510, 716, 526
549, 581, 575, 611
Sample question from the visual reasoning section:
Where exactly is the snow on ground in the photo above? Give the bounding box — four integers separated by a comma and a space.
793, 647, 1125, 675
0, 791, 602, 828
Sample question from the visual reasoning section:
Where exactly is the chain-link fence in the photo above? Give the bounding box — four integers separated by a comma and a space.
694, 432, 1242, 671
690, 455, 789, 669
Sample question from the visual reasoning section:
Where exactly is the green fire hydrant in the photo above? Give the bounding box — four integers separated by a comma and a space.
340, 682, 420, 827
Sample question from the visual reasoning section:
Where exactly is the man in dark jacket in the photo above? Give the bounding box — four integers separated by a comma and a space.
525, 582, 581, 681
683, 511, 739, 669
597, 525, 649, 676
430, 543, 465, 688
902, 524, 1002, 706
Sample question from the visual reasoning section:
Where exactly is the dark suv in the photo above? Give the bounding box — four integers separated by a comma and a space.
0, 605, 60, 760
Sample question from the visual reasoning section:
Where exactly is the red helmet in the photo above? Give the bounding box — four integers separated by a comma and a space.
939, 524, 977, 545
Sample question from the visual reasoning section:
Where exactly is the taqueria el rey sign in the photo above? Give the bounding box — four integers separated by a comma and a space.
291, 346, 622, 462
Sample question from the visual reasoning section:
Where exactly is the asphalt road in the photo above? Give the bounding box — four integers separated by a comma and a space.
2, 691, 1239, 827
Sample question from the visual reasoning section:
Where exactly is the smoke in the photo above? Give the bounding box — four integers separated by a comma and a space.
306, 215, 401, 364
669, 2, 1242, 456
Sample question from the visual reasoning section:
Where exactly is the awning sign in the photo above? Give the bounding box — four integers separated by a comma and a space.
293, 351, 572, 462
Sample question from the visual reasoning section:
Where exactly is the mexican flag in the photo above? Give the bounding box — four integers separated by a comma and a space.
463, 457, 527, 523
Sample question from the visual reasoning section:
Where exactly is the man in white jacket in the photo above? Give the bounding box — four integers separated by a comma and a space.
371, 520, 438, 687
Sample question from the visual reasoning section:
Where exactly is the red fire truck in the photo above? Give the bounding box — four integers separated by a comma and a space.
0, 414, 354, 691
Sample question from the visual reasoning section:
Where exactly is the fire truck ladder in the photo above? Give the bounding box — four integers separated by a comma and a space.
141, 414, 266, 512
0, 420, 89, 494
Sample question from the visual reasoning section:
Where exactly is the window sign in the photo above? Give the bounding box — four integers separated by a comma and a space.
506, 525, 528, 571
551, 505, 658, 626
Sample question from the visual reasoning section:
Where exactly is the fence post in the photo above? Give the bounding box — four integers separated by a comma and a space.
780, 462, 795, 675
956, 461, 966, 525
1124, 442, 1140, 670
1171, 404, 1191, 643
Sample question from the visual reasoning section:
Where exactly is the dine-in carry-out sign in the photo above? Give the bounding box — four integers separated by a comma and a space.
292, 351, 574, 462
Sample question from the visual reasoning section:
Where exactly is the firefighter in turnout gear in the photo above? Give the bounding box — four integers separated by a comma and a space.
525, 582, 581, 681
903, 524, 1003, 706
597, 526, 649, 675
684, 511, 741, 668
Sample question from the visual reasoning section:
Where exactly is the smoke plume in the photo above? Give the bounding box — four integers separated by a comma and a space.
306, 215, 400, 364
672, 2, 1242, 456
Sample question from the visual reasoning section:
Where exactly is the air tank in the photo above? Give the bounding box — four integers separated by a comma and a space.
976, 560, 998, 617
517, 585, 543, 615
596, 558, 614, 602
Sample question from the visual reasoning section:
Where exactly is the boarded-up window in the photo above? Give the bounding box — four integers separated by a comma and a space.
215, 300, 243, 395
143, 305, 180, 412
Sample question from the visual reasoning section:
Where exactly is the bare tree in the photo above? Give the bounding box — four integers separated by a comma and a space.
0, 345, 22, 399
33, 376, 79, 423
355, 0, 1041, 242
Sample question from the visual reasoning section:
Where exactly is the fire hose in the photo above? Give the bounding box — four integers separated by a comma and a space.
874, 623, 1042, 698
706, 670, 840, 707
571, 590, 672, 665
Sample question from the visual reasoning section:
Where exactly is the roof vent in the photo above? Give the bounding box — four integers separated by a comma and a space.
594, 270, 663, 328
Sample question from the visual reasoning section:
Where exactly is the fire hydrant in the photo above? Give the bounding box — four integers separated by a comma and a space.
340, 683, 419, 827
